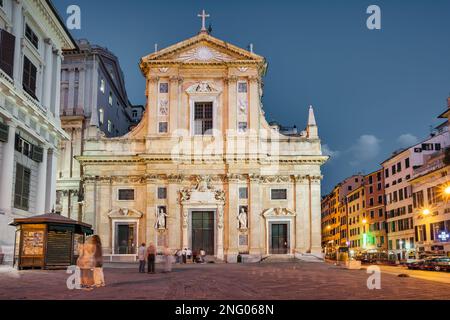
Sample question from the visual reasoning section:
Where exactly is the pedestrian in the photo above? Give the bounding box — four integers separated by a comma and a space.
147, 243, 156, 274
163, 247, 173, 273
186, 247, 192, 262
199, 249, 206, 263
182, 247, 187, 264
91, 235, 105, 287
175, 249, 182, 264
77, 237, 95, 290
138, 243, 146, 273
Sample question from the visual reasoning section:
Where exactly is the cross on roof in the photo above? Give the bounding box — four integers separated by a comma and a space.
198, 9, 210, 32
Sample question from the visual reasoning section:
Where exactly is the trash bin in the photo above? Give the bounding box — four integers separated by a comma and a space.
237, 254, 242, 263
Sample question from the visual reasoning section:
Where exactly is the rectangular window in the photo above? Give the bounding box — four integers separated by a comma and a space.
238, 82, 248, 93
100, 79, 105, 93
99, 108, 104, 124
109, 92, 113, 106
159, 122, 168, 133
194, 102, 213, 135
22, 56, 37, 99
378, 208, 383, 217
397, 162, 402, 172
271, 189, 287, 200
239, 187, 248, 199
391, 165, 396, 175
107, 120, 112, 132
385, 169, 389, 178
0, 122, 8, 142
0, 28, 15, 78
157, 187, 167, 200
118, 189, 135, 201
159, 83, 169, 93
14, 163, 31, 211
405, 158, 410, 169
422, 143, 433, 151
25, 24, 39, 49
435, 143, 441, 151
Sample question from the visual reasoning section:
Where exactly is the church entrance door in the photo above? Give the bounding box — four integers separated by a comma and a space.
191, 211, 215, 255
270, 224, 288, 254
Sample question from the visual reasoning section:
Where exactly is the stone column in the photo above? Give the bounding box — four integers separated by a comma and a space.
77, 68, 85, 113
248, 77, 260, 131
169, 76, 179, 133
72, 190, 80, 221
0, 121, 16, 215
61, 191, 69, 218
43, 39, 53, 111
53, 51, 62, 118
294, 176, 309, 254
67, 68, 75, 112
227, 175, 239, 260
310, 177, 323, 255
35, 146, 49, 214
146, 176, 157, 245
83, 179, 96, 228
249, 174, 262, 256
147, 77, 159, 136
167, 176, 181, 250
45, 149, 58, 213
217, 204, 224, 260
227, 76, 237, 133
12, 0, 23, 86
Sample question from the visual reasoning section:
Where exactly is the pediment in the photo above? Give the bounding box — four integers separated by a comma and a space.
262, 208, 297, 218
107, 208, 143, 219
141, 33, 265, 65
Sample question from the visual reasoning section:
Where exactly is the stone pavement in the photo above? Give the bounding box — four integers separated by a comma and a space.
0, 261, 449, 300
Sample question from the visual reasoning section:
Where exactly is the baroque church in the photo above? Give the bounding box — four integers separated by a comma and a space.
77, 12, 328, 262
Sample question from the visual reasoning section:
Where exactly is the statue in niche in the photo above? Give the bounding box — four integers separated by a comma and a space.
238, 206, 248, 230
155, 207, 168, 230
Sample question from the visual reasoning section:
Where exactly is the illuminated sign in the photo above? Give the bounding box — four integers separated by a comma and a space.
438, 232, 449, 242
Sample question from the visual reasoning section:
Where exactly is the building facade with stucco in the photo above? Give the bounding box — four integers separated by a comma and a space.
77, 21, 327, 263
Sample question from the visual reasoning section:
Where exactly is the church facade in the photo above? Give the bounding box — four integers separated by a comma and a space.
77, 22, 328, 262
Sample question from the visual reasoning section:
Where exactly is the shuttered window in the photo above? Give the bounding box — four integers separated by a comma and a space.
0, 122, 8, 142
31, 145, 43, 163
0, 28, 15, 78
25, 24, 39, 49
14, 163, 31, 211
22, 56, 37, 99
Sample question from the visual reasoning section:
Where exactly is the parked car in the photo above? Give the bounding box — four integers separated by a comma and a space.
406, 259, 426, 270
423, 257, 450, 272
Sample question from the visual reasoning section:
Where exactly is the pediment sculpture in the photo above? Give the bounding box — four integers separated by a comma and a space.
262, 208, 296, 218
186, 81, 221, 95
107, 208, 143, 219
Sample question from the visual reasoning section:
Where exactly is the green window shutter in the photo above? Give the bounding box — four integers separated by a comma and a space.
32, 145, 43, 163
0, 122, 8, 142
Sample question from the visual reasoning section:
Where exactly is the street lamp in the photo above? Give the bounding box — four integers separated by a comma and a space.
444, 186, 450, 196
422, 208, 430, 216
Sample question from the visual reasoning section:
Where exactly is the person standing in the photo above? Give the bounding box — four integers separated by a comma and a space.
138, 243, 146, 273
92, 235, 105, 287
147, 243, 156, 274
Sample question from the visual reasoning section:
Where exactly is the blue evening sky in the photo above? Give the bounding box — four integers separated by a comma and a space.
53, 0, 450, 195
